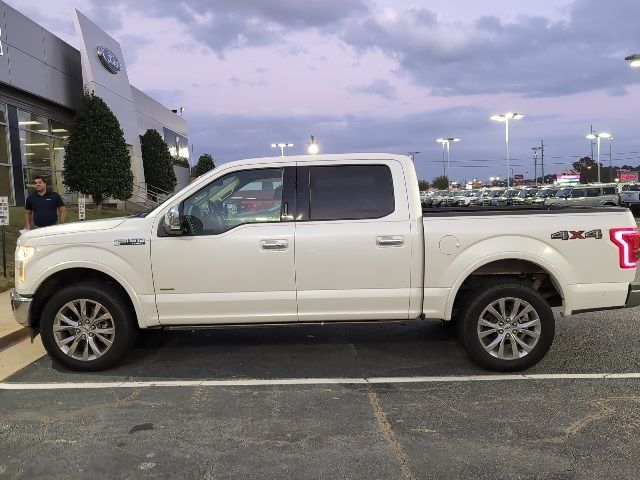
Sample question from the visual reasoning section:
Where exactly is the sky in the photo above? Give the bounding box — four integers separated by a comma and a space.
7, 0, 640, 183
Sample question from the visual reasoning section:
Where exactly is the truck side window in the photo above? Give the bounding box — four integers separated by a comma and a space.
308, 165, 394, 220
182, 168, 284, 235
602, 187, 616, 194
586, 188, 600, 197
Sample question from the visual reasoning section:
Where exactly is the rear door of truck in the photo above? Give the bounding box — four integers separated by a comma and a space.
293, 160, 414, 321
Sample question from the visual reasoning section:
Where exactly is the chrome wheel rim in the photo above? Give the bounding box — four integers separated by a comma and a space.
53, 299, 115, 361
477, 297, 541, 360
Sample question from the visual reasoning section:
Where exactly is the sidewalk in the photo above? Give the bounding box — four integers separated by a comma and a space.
0, 289, 46, 381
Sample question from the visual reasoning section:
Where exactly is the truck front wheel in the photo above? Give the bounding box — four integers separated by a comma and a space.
40, 281, 137, 371
457, 280, 555, 371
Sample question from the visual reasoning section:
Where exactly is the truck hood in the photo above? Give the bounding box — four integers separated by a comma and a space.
20, 218, 127, 243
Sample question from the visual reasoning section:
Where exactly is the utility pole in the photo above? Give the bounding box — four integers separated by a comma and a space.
532, 140, 544, 184
408, 151, 420, 162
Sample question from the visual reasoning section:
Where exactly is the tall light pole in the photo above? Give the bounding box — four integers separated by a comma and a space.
608, 136, 614, 182
490, 112, 524, 187
625, 54, 640, 67
408, 151, 420, 162
585, 132, 611, 183
532, 143, 544, 186
436, 137, 460, 188
271, 142, 293, 157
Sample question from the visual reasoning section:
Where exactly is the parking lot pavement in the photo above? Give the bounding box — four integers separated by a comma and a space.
1, 304, 640, 479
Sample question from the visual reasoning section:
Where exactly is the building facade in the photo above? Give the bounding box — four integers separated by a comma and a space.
0, 2, 189, 206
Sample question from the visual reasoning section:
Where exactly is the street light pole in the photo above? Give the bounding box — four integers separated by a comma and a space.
491, 113, 523, 188
436, 137, 460, 189
408, 151, 420, 162
586, 132, 611, 183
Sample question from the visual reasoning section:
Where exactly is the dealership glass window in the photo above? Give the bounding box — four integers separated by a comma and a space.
0, 104, 13, 204
163, 127, 189, 162
18, 108, 69, 197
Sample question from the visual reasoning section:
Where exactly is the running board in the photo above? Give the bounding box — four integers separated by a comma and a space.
162, 318, 422, 331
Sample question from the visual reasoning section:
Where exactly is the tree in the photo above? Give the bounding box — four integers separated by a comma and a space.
140, 129, 177, 192
432, 175, 450, 190
192, 153, 215, 177
572, 156, 599, 184
63, 91, 133, 208
418, 180, 430, 191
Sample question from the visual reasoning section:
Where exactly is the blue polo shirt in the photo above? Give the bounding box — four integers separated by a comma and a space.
25, 190, 64, 227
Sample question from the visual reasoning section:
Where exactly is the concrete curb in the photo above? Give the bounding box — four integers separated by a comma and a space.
0, 289, 47, 381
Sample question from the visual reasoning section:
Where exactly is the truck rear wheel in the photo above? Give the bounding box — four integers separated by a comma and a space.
457, 280, 555, 371
40, 281, 136, 371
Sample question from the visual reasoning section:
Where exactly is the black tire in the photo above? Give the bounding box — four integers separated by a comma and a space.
40, 281, 137, 371
457, 279, 555, 372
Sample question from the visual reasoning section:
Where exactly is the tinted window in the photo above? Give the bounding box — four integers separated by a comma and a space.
571, 189, 586, 198
183, 168, 284, 235
586, 188, 600, 197
309, 165, 394, 220
602, 186, 616, 194
556, 188, 571, 197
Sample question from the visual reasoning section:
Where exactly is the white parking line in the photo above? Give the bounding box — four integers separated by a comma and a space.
2, 372, 640, 390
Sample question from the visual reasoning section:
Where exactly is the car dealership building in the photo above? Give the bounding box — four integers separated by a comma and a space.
0, 1, 189, 206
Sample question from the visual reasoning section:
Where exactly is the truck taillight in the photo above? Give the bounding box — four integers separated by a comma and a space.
610, 227, 640, 269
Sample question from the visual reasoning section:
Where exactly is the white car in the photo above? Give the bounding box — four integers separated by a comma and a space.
11, 153, 640, 372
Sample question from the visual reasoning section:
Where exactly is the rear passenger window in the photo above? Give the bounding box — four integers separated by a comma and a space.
309, 165, 395, 220
571, 189, 586, 198
602, 187, 616, 194
586, 188, 600, 197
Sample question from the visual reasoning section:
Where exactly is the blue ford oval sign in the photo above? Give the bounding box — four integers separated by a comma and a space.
97, 46, 121, 74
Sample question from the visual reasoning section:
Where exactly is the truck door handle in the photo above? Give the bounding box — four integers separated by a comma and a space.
376, 235, 404, 247
261, 239, 288, 251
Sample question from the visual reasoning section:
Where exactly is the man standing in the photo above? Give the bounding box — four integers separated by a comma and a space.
24, 176, 66, 229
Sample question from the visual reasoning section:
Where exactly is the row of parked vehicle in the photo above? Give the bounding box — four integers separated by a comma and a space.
421, 182, 639, 208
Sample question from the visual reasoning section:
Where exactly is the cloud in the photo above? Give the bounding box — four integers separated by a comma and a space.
347, 79, 397, 99
342, 0, 640, 98
87, 0, 370, 55
229, 76, 269, 88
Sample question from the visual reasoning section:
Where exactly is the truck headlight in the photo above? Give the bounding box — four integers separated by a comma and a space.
15, 245, 35, 283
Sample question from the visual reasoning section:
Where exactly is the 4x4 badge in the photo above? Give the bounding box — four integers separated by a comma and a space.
551, 229, 602, 240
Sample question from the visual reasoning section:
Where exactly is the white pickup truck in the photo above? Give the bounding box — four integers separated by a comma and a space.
11, 154, 640, 372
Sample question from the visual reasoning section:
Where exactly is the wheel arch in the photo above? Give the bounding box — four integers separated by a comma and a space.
30, 266, 148, 330
446, 256, 566, 321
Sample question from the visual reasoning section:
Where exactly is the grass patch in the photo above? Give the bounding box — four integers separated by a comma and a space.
0, 205, 134, 282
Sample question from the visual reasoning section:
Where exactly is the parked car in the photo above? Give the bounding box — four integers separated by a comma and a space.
11, 153, 640, 373
512, 188, 539, 205
480, 189, 505, 206
457, 190, 482, 206
492, 189, 521, 206
531, 187, 559, 205
547, 185, 619, 207
619, 184, 640, 209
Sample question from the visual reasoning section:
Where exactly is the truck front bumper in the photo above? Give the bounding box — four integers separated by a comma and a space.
10, 290, 32, 327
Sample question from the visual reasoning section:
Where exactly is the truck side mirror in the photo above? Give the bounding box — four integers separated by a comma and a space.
164, 204, 183, 235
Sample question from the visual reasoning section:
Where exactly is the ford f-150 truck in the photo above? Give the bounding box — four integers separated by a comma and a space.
10, 153, 640, 372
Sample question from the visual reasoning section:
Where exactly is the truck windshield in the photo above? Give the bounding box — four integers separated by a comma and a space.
556, 188, 572, 198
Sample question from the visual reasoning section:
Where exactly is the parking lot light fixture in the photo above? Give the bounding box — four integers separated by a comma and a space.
491, 112, 523, 187
271, 142, 294, 157
585, 132, 611, 183
625, 54, 640, 67
436, 137, 460, 188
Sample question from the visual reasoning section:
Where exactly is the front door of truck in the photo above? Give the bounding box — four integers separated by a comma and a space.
293, 161, 414, 321
151, 166, 297, 325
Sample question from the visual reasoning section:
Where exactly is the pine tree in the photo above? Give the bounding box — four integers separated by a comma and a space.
140, 129, 177, 192
192, 153, 215, 177
63, 91, 133, 208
